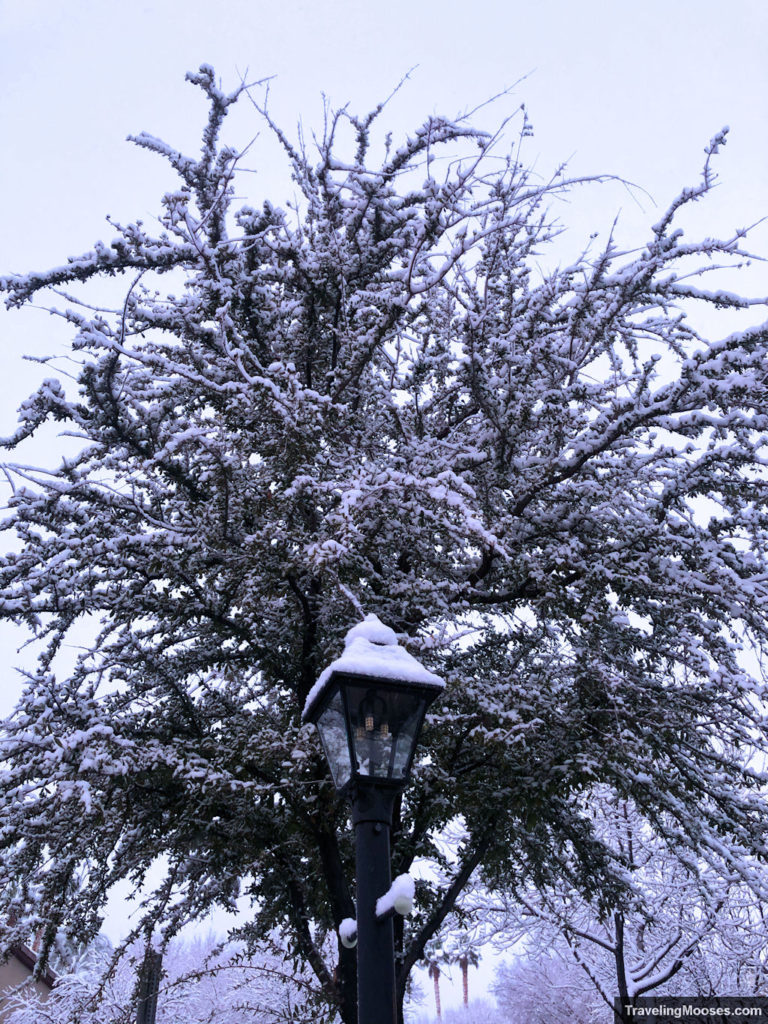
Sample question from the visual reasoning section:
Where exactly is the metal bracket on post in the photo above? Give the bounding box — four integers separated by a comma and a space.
339, 917, 358, 948
376, 873, 415, 921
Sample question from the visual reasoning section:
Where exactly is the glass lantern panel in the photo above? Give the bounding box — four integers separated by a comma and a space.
344, 684, 427, 782
390, 702, 425, 778
315, 689, 352, 791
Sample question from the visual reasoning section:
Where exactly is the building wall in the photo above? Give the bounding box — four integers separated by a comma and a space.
0, 947, 55, 1022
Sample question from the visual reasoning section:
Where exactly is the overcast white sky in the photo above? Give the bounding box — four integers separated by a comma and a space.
1, 0, 767, 1008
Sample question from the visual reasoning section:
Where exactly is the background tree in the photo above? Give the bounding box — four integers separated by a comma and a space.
491, 956, 600, 1024
423, 939, 449, 1020
5, 933, 310, 1024
425, 1000, 504, 1024
446, 935, 480, 1008
1, 66, 768, 1023
475, 793, 768, 1021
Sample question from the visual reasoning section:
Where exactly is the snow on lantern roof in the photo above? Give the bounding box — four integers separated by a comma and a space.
302, 614, 445, 721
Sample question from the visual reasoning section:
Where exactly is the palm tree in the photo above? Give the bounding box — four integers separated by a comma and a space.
424, 939, 446, 1020
450, 935, 481, 1007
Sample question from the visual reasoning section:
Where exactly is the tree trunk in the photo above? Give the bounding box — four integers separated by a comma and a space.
430, 964, 442, 1020
461, 956, 469, 1006
614, 912, 631, 1024
336, 945, 358, 1024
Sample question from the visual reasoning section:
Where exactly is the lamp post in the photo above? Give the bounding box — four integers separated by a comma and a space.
303, 615, 445, 1024
136, 947, 162, 1024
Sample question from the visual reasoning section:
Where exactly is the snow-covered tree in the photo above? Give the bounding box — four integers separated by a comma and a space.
5, 933, 309, 1024
492, 956, 601, 1024
1, 66, 768, 1023
438, 1000, 503, 1024
477, 794, 768, 1021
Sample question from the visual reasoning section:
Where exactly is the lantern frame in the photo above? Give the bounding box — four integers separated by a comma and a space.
303, 668, 441, 796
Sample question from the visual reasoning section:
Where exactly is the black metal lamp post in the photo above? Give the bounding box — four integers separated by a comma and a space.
303, 615, 444, 1024
136, 947, 162, 1024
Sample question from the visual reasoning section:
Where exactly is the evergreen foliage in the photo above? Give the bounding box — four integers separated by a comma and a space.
1, 68, 767, 1022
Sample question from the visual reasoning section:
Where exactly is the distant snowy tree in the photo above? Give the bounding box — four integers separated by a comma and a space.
440, 999, 504, 1024
406, 997, 502, 1024
5, 933, 309, 1024
477, 794, 768, 1021
492, 956, 601, 1024
1, 65, 768, 1024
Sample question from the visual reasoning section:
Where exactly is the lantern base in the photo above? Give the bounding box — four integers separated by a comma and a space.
349, 779, 403, 827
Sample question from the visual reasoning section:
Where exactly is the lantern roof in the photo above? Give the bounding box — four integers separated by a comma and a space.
302, 614, 445, 722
